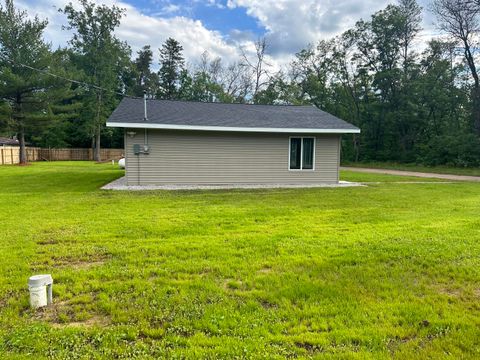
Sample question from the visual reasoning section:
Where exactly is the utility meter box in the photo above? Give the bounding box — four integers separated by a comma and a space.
133, 144, 149, 155
133, 144, 141, 155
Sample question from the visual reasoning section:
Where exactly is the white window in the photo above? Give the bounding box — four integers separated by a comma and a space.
289, 137, 315, 171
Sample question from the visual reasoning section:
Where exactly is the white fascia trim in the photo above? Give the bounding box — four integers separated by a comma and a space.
106, 122, 361, 134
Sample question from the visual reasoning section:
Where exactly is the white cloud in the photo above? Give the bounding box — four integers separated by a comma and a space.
226, 0, 389, 56
203, 0, 226, 9
15, 0, 246, 69
226, 0, 435, 56
117, 10, 240, 66
14, 0, 438, 74
155, 4, 181, 16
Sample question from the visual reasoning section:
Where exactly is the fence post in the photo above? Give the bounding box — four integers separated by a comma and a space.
1, 148, 3, 165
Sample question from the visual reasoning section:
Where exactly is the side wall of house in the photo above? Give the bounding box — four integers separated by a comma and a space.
124, 129, 341, 185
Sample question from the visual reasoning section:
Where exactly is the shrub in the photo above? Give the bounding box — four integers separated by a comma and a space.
419, 133, 480, 167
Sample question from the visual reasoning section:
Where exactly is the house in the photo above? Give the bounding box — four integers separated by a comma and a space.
0, 136, 19, 146
106, 98, 360, 186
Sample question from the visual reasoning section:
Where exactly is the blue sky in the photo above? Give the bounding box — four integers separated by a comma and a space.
17, 0, 437, 70
124, 0, 264, 35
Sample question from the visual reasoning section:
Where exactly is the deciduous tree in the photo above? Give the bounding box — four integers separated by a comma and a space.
61, 0, 129, 161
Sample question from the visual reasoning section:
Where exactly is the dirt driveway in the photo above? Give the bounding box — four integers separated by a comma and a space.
341, 167, 480, 182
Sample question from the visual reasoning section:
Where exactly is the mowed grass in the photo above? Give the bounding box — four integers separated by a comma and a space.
0, 162, 479, 359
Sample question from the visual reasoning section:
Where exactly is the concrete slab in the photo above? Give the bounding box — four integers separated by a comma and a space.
101, 177, 364, 191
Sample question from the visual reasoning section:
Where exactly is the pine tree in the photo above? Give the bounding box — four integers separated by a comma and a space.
0, 0, 67, 163
131, 45, 159, 97
158, 38, 185, 99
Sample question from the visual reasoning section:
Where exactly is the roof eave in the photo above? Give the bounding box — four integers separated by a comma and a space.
106, 122, 361, 134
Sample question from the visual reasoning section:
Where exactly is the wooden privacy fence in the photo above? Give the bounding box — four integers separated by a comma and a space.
0, 146, 124, 165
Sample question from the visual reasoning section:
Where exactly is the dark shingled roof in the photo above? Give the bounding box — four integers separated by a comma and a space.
107, 98, 359, 132
0, 136, 19, 146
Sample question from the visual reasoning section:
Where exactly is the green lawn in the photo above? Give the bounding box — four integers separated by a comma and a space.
342, 161, 480, 177
0, 162, 479, 359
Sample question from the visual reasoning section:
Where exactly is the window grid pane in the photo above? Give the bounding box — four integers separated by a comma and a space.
302, 138, 314, 169
290, 138, 301, 169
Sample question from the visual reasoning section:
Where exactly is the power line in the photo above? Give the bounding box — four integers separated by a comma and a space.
6, 60, 142, 99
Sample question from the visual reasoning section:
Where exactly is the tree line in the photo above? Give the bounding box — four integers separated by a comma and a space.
0, 0, 479, 166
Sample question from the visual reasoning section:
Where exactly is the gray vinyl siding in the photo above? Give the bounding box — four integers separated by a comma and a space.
124, 129, 341, 185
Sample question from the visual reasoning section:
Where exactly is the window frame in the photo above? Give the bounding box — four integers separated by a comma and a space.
288, 136, 316, 171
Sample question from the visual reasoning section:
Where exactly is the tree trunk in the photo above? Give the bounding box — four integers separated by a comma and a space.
94, 93, 102, 162
353, 134, 360, 162
18, 129, 27, 165
13, 94, 27, 165
94, 124, 101, 162
91, 136, 95, 160
473, 87, 480, 135
463, 41, 480, 135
